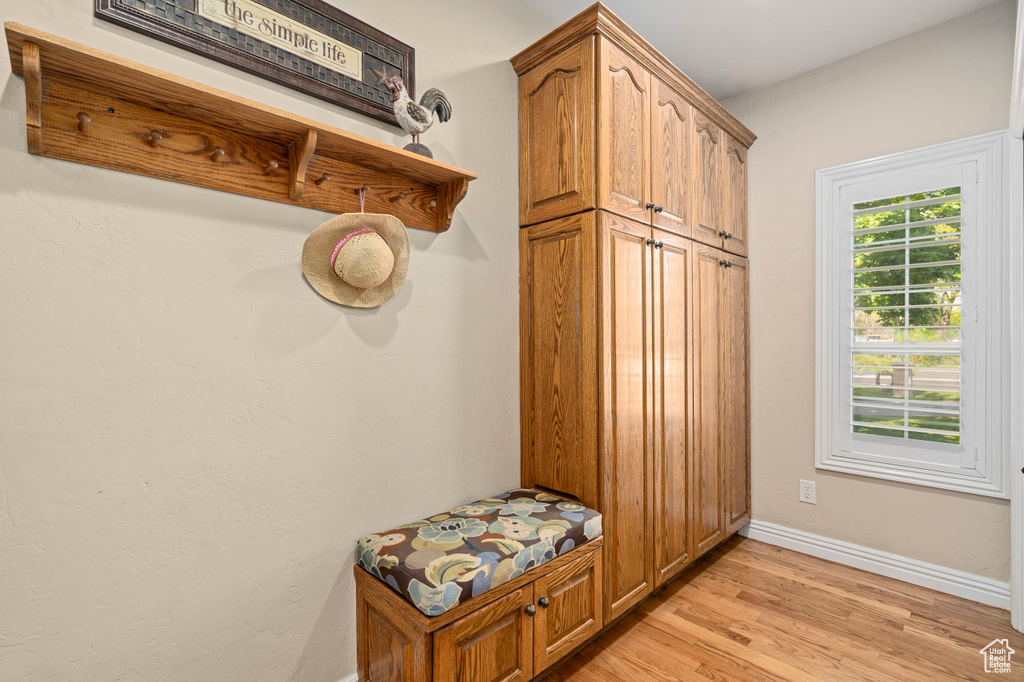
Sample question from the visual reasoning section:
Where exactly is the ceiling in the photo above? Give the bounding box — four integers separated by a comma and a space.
517, 0, 1007, 100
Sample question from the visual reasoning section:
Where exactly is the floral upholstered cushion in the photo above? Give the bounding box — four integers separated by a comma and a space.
356, 489, 602, 617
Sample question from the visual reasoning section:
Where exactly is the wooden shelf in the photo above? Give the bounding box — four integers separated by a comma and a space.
4, 23, 477, 232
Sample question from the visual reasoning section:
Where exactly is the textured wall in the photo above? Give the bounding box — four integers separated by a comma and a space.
723, 1, 1014, 581
0, 1, 548, 679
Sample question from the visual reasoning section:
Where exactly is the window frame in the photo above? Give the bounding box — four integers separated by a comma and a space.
816, 131, 1012, 499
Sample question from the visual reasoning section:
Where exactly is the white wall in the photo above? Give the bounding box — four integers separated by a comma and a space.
723, 1, 1015, 581
0, 1, 548, 679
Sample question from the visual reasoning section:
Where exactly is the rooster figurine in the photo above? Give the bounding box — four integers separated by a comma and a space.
385, 75, 451, 158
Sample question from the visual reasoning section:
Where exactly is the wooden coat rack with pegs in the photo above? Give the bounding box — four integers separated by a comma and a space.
4, 23, 476, 232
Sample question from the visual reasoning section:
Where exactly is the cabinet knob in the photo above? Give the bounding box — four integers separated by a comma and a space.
654, 205, 664, 213
524, 603, 536, 616
538, 596, 550, 608
645, 202, 656, 210
727, 232, 734, 240
719, 230, 728, 238
646, 238, 656, 246
654, 240, 664, 249
719, 259, 727, 267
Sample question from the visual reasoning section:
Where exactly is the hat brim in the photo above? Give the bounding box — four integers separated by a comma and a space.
302, 213, 410, 308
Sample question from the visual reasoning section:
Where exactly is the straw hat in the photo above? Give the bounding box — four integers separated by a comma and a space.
302, 213, 409, 308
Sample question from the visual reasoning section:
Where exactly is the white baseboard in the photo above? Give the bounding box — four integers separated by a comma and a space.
739, 519, 1011, 610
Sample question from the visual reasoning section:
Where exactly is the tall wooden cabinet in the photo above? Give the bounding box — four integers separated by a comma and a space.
513, 2, 753, 628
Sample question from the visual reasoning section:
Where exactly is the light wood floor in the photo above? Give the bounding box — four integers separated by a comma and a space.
544, 536, 1023, 681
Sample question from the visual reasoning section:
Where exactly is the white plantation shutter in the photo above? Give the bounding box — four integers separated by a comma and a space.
816, 132, 1011, 498
849, 186, 963, 447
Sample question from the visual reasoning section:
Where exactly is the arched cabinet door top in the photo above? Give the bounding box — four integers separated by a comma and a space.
695, 114, 721, 143
526, 66, 581, 97
657, 97, 688, 124
609, 62, 646, 93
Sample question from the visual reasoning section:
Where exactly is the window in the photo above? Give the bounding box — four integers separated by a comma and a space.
816, 132, 1011, 498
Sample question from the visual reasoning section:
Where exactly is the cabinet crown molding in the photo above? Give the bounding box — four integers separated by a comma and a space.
509, 2, 756, 149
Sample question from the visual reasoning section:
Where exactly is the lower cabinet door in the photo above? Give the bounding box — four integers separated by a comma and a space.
693, 246, 725, 556
532, 548, 604, 673
722, 255, 750, 533
433, 587, 535, 682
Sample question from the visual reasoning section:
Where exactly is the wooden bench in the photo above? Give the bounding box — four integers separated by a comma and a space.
355, 489, 604, 681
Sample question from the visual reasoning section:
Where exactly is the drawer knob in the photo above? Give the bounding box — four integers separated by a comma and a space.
524, 603, 536, 616
538, 596, 550, 608
645, 202, 656, 210
654, 205, 663, 213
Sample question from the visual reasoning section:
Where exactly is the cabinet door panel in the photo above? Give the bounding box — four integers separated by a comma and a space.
692, 113, 724, 249
520, 215, 599, 507
652, 230, 692, 583
533, 548, 604, 673
693, 247, 724, 556
356, 574, 431, 682
598, 39, 650, 224
600, 212, 653, 620
434, 587, 534, 682
722, 256, 750, 533
723, 136, 748, 257
519, 38, 595, 226
650, 79, 691, 237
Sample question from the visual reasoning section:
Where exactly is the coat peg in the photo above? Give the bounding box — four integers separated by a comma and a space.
314, 173, 331, 186
76, 112, 92, 132
389, 191, 407, 203
263, 159, 280, 175
210, 147, 226, 163
147, 130, 163, 147
428, 199, 438, 209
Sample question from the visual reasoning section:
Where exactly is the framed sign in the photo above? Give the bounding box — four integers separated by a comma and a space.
95, 0, 414, 128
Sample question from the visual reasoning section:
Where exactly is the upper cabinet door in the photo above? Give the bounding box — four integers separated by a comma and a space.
691, 111, 724, 249
650, 78, 691, 238
723, 135, 749, 257
519, 38, 596, 227
597, 38, 650, 225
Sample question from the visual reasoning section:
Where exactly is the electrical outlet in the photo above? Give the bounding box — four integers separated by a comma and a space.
799, 479, 816, 504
